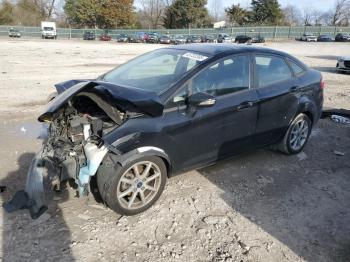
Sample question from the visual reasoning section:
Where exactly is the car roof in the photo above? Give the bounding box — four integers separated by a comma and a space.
169, 43, 289, 57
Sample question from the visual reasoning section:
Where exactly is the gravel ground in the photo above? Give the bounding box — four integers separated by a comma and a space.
0, 38, 349, 262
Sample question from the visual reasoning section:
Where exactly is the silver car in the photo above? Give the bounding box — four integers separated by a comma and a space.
336, 56, 350, 73
301, 34, 317, 42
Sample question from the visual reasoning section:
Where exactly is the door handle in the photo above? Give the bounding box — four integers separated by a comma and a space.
289, 86, 299, 92
236, 101, 254, 111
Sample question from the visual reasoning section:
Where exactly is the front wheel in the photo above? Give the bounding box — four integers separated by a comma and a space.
278, 113, 312, 155
97, 155, 167, 216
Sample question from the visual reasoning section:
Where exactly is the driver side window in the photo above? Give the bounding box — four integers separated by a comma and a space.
190, 55, 249, 96
166, 55, 250, 109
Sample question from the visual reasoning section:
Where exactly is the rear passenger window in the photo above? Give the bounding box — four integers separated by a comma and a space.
288, 60, 305, 75
255, 56, 292, 88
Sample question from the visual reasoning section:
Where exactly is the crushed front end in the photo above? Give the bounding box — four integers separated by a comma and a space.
3, 80, 164, 219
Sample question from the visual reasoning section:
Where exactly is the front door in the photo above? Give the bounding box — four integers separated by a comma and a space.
162, 54, 258, 171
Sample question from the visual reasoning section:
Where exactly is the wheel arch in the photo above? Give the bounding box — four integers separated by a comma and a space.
295, 96, 318, 126
113, 146, 172, 177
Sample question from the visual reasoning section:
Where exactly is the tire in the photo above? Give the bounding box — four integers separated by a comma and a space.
278, 113, 312, 155
97, 154, 167, 216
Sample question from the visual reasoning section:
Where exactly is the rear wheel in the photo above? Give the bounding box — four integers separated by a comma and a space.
97, 155, 167, 216
278, 113, 312, 155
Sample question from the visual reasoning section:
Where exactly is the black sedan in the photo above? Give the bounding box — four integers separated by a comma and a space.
186, 35, 201, 43
235, 35, 265, 43
15, 44, 323, 218
317, 35, 334, 42
83, 31, 95, 40
335, 33, 350, 42
116, 34, 129, 42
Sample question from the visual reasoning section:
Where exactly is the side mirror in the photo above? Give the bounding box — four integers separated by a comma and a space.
188, 92, 216, 107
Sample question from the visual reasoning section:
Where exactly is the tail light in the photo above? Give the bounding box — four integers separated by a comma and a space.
320, 76, 325, 89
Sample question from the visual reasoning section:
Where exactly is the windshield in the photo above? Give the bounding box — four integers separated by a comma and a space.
44, 27, 54, 31
103, 49, 210, 95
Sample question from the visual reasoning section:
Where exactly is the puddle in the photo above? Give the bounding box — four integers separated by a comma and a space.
0, 120, 48, 140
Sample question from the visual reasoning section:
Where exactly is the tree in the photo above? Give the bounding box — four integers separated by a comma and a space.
0, 1, 15, 25
163, 0, 211, 29
16, 0, 43, 25
209, 0, 224, 21
64, 0, 134, 28
225, 4, 250, 26
138, 0, 167, 29
330, 0, 350, 25
282, 5, 302, 26
250, 0, 283, 25
100, 0, 134, 28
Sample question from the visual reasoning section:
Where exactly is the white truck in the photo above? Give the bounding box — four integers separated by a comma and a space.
41, 21, 57, 39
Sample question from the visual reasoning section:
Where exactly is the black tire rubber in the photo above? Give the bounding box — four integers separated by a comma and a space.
278, 113, 312, 155
97, 154, 167, 216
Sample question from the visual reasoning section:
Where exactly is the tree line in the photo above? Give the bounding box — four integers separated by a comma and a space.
0, 0, 349, 28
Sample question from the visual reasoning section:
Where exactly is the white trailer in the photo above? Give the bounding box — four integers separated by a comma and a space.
41, 21, 57, 39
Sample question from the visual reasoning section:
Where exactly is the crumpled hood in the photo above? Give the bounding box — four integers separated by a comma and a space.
38, 80, 164, 122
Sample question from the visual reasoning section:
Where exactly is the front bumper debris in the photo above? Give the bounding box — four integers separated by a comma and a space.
3, 152, 48, 219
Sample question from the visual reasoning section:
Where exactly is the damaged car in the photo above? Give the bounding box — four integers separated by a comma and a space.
6, 44, 324, 218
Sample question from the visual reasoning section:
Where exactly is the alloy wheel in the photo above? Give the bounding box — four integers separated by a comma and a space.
289, 119, 309, 151
116, 161, 162, 210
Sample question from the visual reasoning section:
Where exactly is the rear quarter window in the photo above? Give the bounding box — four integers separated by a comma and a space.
288, 60, 305, 75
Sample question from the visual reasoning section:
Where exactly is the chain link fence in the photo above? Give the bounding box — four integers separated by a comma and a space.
1, 25, 350, 39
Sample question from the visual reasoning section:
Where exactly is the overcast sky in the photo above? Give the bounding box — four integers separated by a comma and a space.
208, 0, 336, 12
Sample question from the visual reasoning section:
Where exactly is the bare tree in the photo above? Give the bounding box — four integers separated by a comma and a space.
282, 4, 302, 26
330, 0, 350, 25
302, 7, 314, 25
210, 0, 224, 21
138, 0, 167, 29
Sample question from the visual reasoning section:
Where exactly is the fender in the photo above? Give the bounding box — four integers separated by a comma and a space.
295, 95, 318, 125
109, 146, 172, 176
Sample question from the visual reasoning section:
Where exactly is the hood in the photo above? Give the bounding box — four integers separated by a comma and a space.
339, 56, 350, 61
38, 80, 164, 122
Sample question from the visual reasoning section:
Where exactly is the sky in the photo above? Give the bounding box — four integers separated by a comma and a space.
208, 0, 336, 12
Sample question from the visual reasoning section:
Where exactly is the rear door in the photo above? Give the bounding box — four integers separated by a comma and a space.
253, 54, 299, 146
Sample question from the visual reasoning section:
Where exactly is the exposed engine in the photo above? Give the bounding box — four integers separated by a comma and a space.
42, 94, 125, 192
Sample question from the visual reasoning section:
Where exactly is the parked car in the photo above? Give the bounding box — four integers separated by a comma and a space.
301, 33, 317, 42
20, 44, 323, 218
217, 34, 233, 43
159, 35, 171, 44
116, 34, 129, 42
128, 34, 140, 43
335, 33, 350, 42
136, 32, 149, 42
83, 31, 95, 40
317, 35, 334, 42
235, 35, 265, 44
172, 35, 186, 45
186, 35, 201, 43
336, 56, 350, 73
201, 35, 216, 43
147, 32, 160, 43
99, 33, 112, 41
8, 28, 21, 38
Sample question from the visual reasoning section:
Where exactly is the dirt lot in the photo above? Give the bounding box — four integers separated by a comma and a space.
0, 39, 349, 262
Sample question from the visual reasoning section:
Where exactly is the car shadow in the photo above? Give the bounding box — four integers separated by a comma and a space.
306, 55, 340, 61
197, 121, 350, 262
1, 153, 74, 261
311, 66, 339, 74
